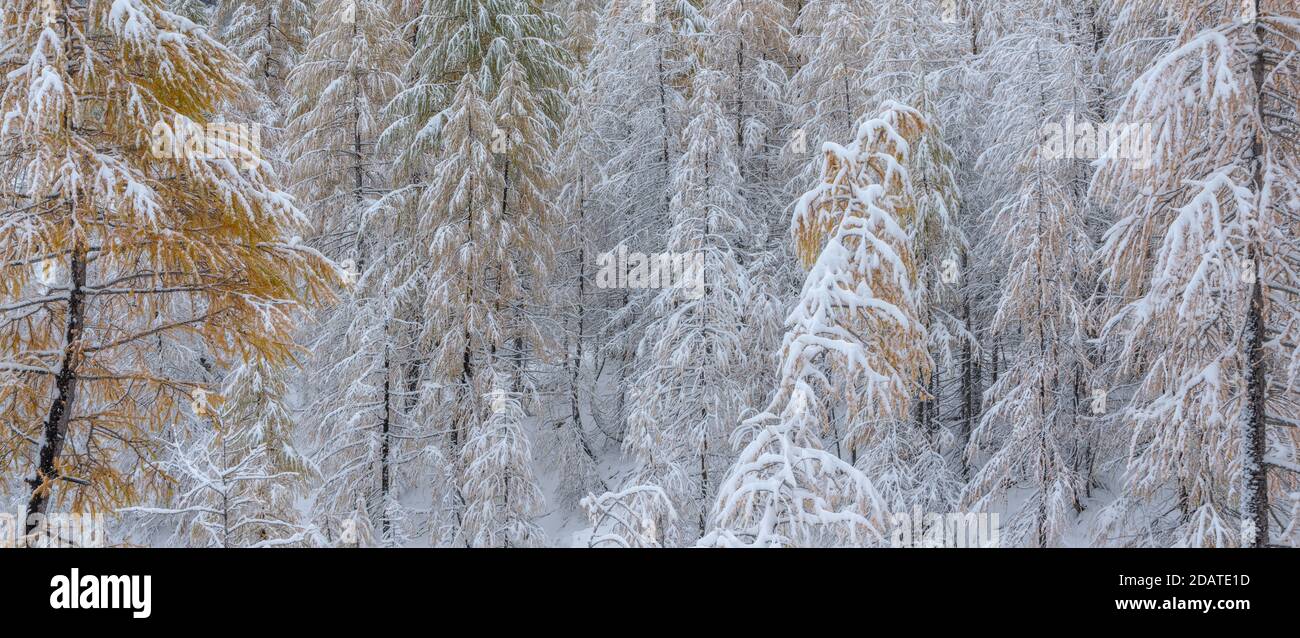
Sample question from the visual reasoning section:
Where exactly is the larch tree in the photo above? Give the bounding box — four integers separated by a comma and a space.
219, 0, 312, 111
551, 18, 609, 505
167, 0, 212, 23
787, 0, 874, 187
380, 0, 568, 545
581, 483, 680, 548
617, 66, 759, 542
405, 69, 540, 544
1091, 0, 1300, 547
581, 0, 702, 440
455, 48, 567, 546
141, 0, 317, 549
821, 1, 967, 513
286, 0, 416, 546
706, 0, 794, 416
305, 293, 440, 546
490, 53, 565, 392
122, 361, 312, 547
285, 0, 405, 261
211, 360, 312, 543
0, 0, 337, 530
215, 0, 312, 186
708, 0, 792, 226
401, 70, 506, 540
457, 372, 547, 547
801, 6, 967, 505
957, 1, 1112, 546
702, 102, 934, 547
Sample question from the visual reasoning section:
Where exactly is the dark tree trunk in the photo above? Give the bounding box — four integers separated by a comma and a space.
960, 298, 974, 479
26, 243, 88, 533
380, 351, 392, 544
1240, 8, 1269, 547
1242, 263, 1268, 547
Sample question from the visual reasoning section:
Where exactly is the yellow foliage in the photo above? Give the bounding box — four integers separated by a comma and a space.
793, 107, 927, 268
785, 104, 935, 444
0, 0, 339, 515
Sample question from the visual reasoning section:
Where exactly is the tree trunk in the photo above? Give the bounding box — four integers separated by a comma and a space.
1240, 8, 1269, 547
1242, 266, 1268, 547
26, 243, 88, 533
960, 274, 974, 479
380, 350, 392, 544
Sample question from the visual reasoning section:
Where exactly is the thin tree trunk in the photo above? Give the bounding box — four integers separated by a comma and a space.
26, 242, 88, 533
221, 430, 231, 548
381, 350, 392, 544
1240, 8, 1270, 547
566, 193, 602, 477
1242, 256, 1268, 546
960, 268, 974, 479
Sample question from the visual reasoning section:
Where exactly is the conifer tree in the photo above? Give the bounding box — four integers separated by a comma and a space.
787, 0, 874, 186
581, 0, 702, 438
1092, 0, 1300, 546
122, 362, 311, 547
709, 0, 792, 222
380, 0, 568, 539
168, 0, 212, 23
286, 0, 416, 546
0, 0, 337, 526
285, 0, 406, 260
551, 25, 609, 503
220, 0, 312, 110
581, 484, 680, 547
458, 371, 547, 547
704, 102, 934, 547
957, 17, 1101, 546
617, 67, 759, 541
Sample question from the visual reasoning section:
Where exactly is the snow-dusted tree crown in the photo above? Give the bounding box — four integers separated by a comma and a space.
0, 0, 1295, 548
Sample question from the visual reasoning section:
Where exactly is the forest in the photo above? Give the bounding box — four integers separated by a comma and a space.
0, 0, 1298, 548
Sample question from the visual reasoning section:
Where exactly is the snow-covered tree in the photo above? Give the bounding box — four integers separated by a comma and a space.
581, 484, 680, 547
704, 102, 936, 547
787, 0, 874, 179
581, 0, 702, 439
220, 0, 312, 109
785, 10, 967, 471
401, 68, 504, 481
551, 0, 604, 59
706, 0, 796, 415
707, 0, 792, 224
286, 0, 420, 547
457, 373, 547, 547
550, 36, 609, 504
1091, 0, 1300, 547
225, 362, 312, 528
374, 0, 568, 541
609, 67, 761, 541
285, 0, 406, 261
123, 362, 311, 547
700, 389, 888, 547
168, 0, 213, 23
0, 0, 338, 526
956, 14, 1103, 546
